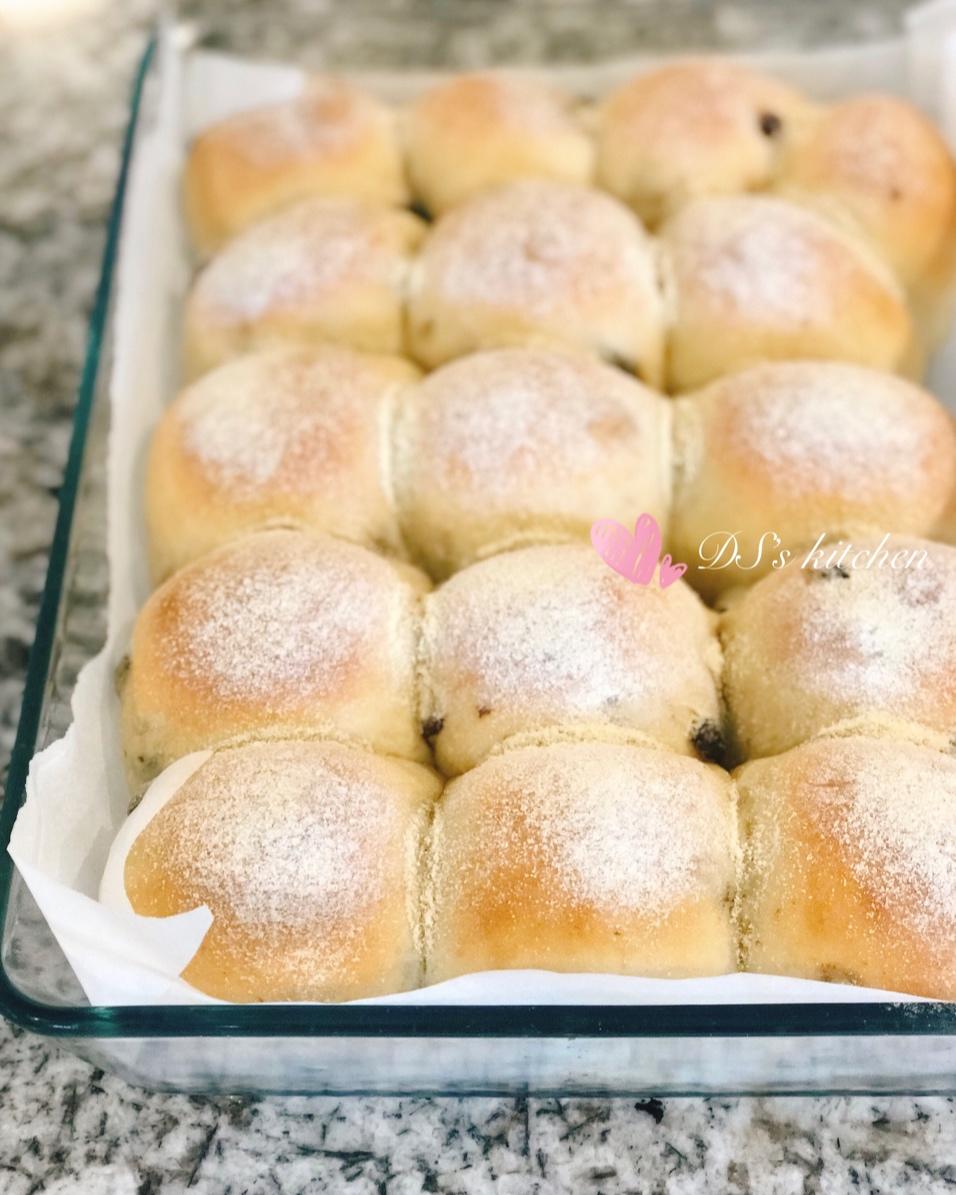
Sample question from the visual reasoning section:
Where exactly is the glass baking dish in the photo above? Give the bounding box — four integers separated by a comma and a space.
3, 11, 956, 1096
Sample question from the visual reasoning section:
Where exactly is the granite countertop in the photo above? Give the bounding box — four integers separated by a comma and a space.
2, 1, 955, 1190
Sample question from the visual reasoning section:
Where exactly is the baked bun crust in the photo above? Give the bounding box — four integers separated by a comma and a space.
426, 740, 737, 982
597, 60, 816, 226
737, 735, 956, 1000
120, 529, 429, 794
936, 452, 956, 547
184, 79, 409, 258
107, 740, 439, 1002
406, 181, 665, 382
669, 362, 956, 598
420, 543, 723, 775
392, 347, 671, 578
661, 195, 917, 391
146, 346, 418, 582
404, 73, 593, 216
778, 94, 956, 339
183, 197, 425, 376
721, 536, 956, 761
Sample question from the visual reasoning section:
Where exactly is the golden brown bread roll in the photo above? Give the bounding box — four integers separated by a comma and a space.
597, 60, 816, 226
119, 529, 429, 795
661, 195, 918, 392
721, 536, 956, 761
426, 740, 738, 983
392, 347, 671, 578
404, 73, 593, 216
101, 740, 440, 1002
776, 94, 956, 341
183, 197, 425, 376
669, 362, 956, 598
145, 346, 418, 582
596, 64, 956, 340
405, 180, 665, 382
737, 735, 956, 1000
420, 543, 723, 775
183, 79, 409, 258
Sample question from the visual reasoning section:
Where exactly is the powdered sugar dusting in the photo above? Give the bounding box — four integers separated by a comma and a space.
420, 181, 657, 315
159, 531, 399, 709
806, 96, 938, 202
609, 59, 802, 135
713, 362, 950, 499
668, 195, 888, 322
138, 741, 404, 933
212, 78, 388, 169
796, 558, 956, 705
612, 61, 746, 134
749, 539, 956, 711
409, 349, 659, 502
809, 738, 956, 937
192, 198, 402, 322
415, 73, 582, 137
427, 544, 716, 715
443, 742, 734, 915
175, 349, 395, 496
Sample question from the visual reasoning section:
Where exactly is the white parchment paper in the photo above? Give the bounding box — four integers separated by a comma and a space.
10, 6, 956, 1007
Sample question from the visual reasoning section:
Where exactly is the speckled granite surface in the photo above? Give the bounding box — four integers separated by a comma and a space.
2, 1, 956, 1191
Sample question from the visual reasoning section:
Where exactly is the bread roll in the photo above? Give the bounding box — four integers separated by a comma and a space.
101, 740, 440, 1002
721, 536, 956, 761
597, 60, 816, 226
184, 79, 409, 258
404, 73, 593, 216
420, 543, 723, 775
392, 347, 671, 578
183, 197, 425, 376
426, 740, 737, 983
119, 529, 429, 795
661, 195, 917, 391
737, 735, 956, 1000
777, 94, 956, 340
669, 362, 956, 598
406, 181, 665, 382
936, 451, 956, 547
146, 346, 418, 582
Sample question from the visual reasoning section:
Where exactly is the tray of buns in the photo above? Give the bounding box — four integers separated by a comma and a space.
3, 7, 956, 1094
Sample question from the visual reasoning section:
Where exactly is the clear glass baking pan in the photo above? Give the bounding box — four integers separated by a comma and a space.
3, 11, 956, 1096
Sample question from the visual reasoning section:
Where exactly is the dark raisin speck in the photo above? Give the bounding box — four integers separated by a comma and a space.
477, 706, 492, 718
422, 716, 444, 740
814, 565, 850, 580
758, 111, 782, 137
691, 719, 728, 766
606, 350, 637, 376
408, 199, 433, 222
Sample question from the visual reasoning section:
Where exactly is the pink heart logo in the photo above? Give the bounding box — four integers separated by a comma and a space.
590, 514, 688, 589
658, 553, 687, 589
590, 514, 663, 585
